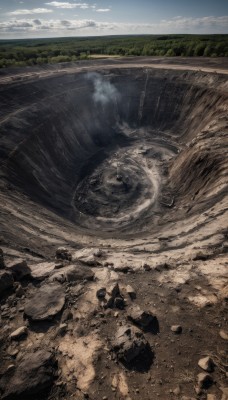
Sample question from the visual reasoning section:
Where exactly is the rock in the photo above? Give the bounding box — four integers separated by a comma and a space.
173, 386, 181, 395
48, 264, 94, 284
15, 284, 25, 297
24, 283, 65, 321
93, 248, 103, 257
10, 326, 27, 340
127, 305, 159, 333
198, 356, 214, 372
114, 297, 125, 310
57, 323, 67, 336
0, 350, 57, 399
220, 387, 228, 400
142, 263, 151, 271
56, 247, 72, 261
219, 330, 228, 340
8, 348, 19, 357
0, 248, 5, 269
29, 262, 56, 280
6, 364, 15, 373
73, 248, 102, 266
0, 270, 14, 296
7, 259, 31, 281
61, 309, 73, 323
207, 395, 216, 400
112, 325, 151, 364
171, 325, 182, 334
126, 285, 136, 300
197, 372, 213, 389
107, 283, 120, 298
97, 288, 106, 299
221, 285, 228, 300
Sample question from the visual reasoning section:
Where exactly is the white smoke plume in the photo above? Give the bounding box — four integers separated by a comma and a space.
87, 72, 120, 105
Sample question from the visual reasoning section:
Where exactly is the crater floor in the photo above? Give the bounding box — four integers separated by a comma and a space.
0, 58, 227, 400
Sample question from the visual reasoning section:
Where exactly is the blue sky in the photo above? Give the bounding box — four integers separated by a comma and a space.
0, 0, 227, 38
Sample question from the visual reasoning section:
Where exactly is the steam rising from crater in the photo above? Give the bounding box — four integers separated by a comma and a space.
87, 72, 120, 105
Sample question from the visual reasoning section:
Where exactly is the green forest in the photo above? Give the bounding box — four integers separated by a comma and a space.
0, 34, 228, 68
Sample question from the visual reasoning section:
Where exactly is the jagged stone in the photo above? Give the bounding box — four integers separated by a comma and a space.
0, 350, 57, 399
112, 325, 151, 364
107, 283, 120, 298
24, 283, 65, 321
7, 259, 31, 281
127, 305, 159, 333
10, 326, 27, 340
61, 309, 73, 323
15, 284, 25, 297
198, 356, 214, 372
126, 285, 136, 300
56, 247, 72, 261
0, 270, 14, 296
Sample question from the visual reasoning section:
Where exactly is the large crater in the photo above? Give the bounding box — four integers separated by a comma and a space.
0, 60, 227, 238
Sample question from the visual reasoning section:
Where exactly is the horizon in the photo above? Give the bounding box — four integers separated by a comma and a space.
0, 0, 228, 39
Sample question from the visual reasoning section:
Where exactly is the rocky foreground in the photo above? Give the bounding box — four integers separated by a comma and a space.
0, 246, 227, 400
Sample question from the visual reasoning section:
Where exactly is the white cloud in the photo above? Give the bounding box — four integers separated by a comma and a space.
45, 2, 89, 9
0, 15, 227, 36
96, 8, 111, 12
9, 8, 53, 15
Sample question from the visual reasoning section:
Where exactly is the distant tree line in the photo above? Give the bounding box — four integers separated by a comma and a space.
0, 34, 227, 68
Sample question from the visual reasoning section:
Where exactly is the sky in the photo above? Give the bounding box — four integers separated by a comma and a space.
0, 0, 227, 39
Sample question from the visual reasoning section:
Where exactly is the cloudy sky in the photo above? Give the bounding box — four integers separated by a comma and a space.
0, 0, 227, 39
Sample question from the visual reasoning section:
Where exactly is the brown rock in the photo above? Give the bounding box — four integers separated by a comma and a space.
171, 325, 182, 334
56, 247, 72, 261
198, 356, 214, 372
128, 305, 159, 333
126, 285, 136, 300
24, 283, 65, 321
112, 325, 152, 364
0, 350, 57, 399
10, 326, 27, 340
7, 259, 31, 281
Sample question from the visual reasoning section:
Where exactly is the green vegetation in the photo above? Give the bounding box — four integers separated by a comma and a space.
0, 34, 228, 68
